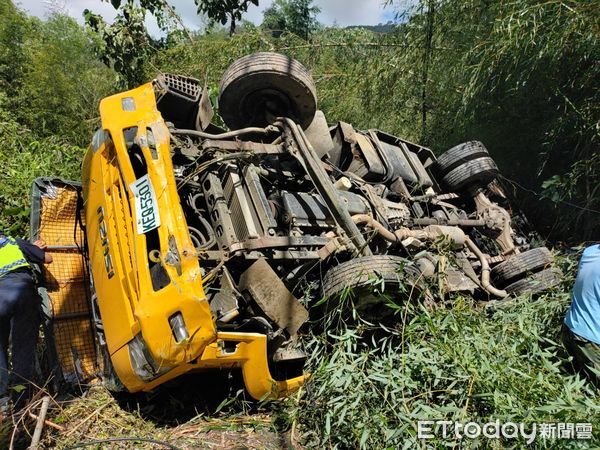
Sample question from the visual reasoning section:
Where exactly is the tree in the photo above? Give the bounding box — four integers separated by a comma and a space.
105, 0, 195, 40
0, 0, 31, 93
85, 0, 195, 87
261, 0, 320, 40
16, 14, 115, 141
261, 4, 286, 37
194, 0, 259, 36
85, 4, 155, 88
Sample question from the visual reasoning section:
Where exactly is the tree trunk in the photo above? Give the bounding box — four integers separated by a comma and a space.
229, 10, 236, 36
421, 0, 436, 139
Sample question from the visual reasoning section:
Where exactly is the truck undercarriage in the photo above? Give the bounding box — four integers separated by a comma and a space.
31, 53, 561, 398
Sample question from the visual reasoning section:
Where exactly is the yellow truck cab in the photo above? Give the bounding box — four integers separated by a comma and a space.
79, 81, 304, 399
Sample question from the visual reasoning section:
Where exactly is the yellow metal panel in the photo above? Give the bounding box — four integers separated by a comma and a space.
85, 144, 138, 354
83, 82, 306, 400
200, 332, 306, 400
112, 332, 306, 399
84, 83, 217, 389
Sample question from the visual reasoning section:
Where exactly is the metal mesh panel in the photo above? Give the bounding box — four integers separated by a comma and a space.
34, 181, 99, 383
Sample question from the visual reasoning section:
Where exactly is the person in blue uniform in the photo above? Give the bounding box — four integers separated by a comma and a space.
563, 244, 600, 386
0, 232, 52, 416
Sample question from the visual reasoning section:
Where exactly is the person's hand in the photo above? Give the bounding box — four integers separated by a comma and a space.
34, 240, 52, 264
33, 240, 47, 250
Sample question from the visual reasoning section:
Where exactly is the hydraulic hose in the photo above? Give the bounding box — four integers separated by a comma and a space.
351, 214, 400, 242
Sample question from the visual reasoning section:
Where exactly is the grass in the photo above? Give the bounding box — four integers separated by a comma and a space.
285, 253, 600, 448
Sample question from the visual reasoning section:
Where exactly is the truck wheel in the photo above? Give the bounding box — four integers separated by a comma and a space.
219, 52, 317, 130
504, 267, 562, 296
434, 141, 490, 175
322, 255, 423, 315
441, 156, 499, 192
491, 247, 554, 288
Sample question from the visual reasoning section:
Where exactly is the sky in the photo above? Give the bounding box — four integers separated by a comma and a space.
18, 0, 399, 36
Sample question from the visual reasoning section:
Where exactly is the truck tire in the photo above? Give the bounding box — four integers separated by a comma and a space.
219, 52, 317, 130
322, 255, 422, 302
434, 141, 490, 176
491, 247, 554, 288
441, 156, 499, 192
504, 267, 562, 296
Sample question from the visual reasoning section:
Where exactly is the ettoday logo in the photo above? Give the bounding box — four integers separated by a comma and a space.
417, 420, 593, 443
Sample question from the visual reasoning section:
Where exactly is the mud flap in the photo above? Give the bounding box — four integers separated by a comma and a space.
238, 258, 308, 336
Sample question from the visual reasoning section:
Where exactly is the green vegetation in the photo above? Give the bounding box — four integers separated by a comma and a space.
261, 0, 321, 39
0, 0, 598, 447
0, 0, 114, 234
194, 0, 259, 36
289, 255, 600, 448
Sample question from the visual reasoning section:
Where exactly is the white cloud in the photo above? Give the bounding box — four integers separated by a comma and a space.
18, 0, 117, 22
317, 0, 387, 27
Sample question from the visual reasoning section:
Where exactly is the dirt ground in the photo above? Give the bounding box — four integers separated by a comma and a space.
1, 374, 299, 450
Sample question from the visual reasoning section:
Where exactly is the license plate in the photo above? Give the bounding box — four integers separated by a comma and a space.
130, 175, 161, 234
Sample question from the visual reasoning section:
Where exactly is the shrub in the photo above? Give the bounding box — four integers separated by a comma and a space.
289, 255, 600, 448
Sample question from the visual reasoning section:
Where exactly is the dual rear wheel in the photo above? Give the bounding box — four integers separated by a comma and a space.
492, 247, 562, 296
434, 141, 499, 192
219, 52, 317, 130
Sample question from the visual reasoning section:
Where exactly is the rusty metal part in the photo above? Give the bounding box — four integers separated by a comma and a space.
202, 173, 238, 247
418, 225, 466, 246
410, 217, 486, 227
348, 133, 388, 182
318, 237, 347, 260
352, 214, 400, 242
201, 139, 284, 155
170, 124, 278, 140
238, 259, 309, 336
464, 237, 508, 298
351, 215, 468, 247
277, 190, 370, 229
473, 192, 517, 255
209, 267, 241, 323
229, 236, 330, 252
350, 215, 506, 297
443, 265, 478, 294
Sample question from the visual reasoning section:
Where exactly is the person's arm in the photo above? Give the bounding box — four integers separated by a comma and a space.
15, 238, 52, 265
33, 240, 53, 264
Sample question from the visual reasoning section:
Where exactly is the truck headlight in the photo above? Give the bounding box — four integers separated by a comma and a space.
128, 333, 159, 381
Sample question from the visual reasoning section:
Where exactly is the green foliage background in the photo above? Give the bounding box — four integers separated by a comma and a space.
0, 0, 598, 447
0, 0, 114, 234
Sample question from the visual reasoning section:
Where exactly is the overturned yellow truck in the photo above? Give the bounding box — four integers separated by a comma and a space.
31, 53, 560, 399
